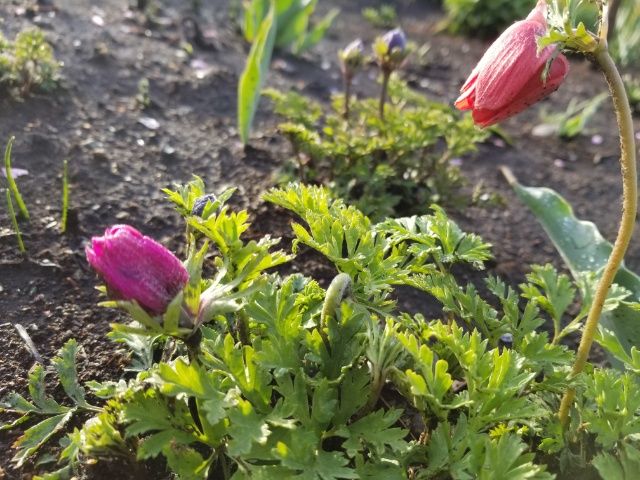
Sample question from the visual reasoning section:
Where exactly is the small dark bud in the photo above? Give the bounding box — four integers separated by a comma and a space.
191, 193, 218, 217
499, 333, 514, 348
338, 39, 365, 76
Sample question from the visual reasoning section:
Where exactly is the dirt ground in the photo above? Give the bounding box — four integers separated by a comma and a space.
1, 0, 639, 478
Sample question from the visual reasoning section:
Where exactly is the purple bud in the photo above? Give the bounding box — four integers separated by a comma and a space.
382, 28, 407, 53
339, 39, 365, 73
499, 333, 514, 348
191, 193, 218, 217
86, 225, 189, 316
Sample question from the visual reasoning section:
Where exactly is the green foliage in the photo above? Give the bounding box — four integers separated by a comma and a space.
266, 77, 488, 219
533, 93, 608, 139
237, 0, 338, 143
242, 0, 338, 54
624, 74, 640, 115
0, 28, 59, 97
362, 5, 397, 28
507, 173, 640, 363
4, 136, 29, 220
441, 0, 535, 37
5, 180, 640, 478
610, 0, 640, 68
0, 340, 96, 469
238, 3, 277, 144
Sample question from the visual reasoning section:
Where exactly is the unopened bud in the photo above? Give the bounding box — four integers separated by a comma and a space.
374, 28, 409, 71
339, 39, 365, 76
191, 193, 218, 218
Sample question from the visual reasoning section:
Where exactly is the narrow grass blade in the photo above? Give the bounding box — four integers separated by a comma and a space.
4, 136, 30, 220
6, 189, 26, 253
60, 159, 69, 233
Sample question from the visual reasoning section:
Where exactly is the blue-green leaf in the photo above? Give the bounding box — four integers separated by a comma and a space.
506, 170, 640, 358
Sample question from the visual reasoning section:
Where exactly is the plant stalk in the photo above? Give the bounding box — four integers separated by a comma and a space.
379, 69, 391, 121
343, 72, 352, 120
558, 46, 637, 425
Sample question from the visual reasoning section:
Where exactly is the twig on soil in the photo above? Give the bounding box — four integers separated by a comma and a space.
13, 323, 44, 364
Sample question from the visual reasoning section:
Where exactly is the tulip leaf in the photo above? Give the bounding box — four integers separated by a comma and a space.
238, 3, 277, 144
294, 8, 340, 54
505, 169, 640, 360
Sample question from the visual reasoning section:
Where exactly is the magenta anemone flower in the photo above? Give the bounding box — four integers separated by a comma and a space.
455, 0, 569, 127
86, 225, 189, 316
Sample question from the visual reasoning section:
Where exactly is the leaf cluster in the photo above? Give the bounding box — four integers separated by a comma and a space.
0, 28, 60, 97
4, 181, 640, 479
266, 77, 488, 220
440, 0, 535, 38
241, 0, 338, 54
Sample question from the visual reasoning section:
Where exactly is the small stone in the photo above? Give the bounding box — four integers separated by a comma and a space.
138, 117, 160, 130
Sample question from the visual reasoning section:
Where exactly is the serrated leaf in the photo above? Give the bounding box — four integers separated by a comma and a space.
12, 411, 74, 467
227, 399, 271, 456
1, 392, 37, 415
137, 429, 197, 460
27, 364, 67, 414
336, 409, 408, 458
508, 176, 640, 362
163, 442, 211, 480
52, 339, 88, 408
593, 451, 625, 480
479, 433, 553, 480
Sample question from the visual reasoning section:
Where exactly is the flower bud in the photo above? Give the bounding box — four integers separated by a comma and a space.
374, 28, 408, 71
86, 225, 189, 316
338, 39, 365, 76
191, 193, 218, 218
383, 28, 407, 53
454, 0, 569, 127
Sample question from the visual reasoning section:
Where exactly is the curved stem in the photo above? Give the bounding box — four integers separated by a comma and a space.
558, 47, 637, 425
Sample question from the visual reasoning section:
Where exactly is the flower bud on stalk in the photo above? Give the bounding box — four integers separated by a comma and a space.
373, 28, 409, 120
191, 193, 218, 218
86, 225, 189, 316
454, 0, 569, 127
338, 39, 365, 120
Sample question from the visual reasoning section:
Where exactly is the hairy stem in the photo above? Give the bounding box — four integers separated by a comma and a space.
558, 47, 637, 425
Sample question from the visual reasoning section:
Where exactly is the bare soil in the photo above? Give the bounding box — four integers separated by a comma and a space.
1, 0, 639, 478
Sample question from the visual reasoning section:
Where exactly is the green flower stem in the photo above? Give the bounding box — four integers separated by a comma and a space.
379, 69, 391, 121
558, 46, 637, 426
237, 311, 251, 346
343, 72, 352, 120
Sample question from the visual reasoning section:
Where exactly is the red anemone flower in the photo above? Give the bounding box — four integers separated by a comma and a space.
455, 0, 569, 127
